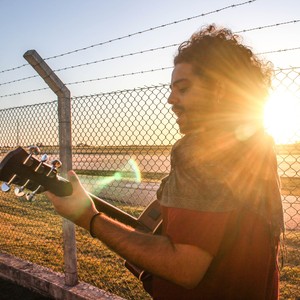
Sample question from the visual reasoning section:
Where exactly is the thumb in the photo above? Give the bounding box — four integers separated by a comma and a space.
67, 170, 85, 191
67, 170, 79, 183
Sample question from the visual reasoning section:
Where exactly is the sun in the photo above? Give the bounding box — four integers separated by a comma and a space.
264, 89, 300, 144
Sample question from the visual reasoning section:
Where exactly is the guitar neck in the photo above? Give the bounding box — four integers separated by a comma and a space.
88, 193, 141, 229
0, 147, 161, 234
89, 193, 162, 234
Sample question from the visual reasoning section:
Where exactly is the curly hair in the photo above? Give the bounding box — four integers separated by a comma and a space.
174, 24, 273, 128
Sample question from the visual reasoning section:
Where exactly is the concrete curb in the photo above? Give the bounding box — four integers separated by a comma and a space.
0, 253, 125, 300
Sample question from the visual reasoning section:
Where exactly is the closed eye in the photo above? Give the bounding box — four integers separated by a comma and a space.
179, 87, 189, 94
170, 78, 191, 95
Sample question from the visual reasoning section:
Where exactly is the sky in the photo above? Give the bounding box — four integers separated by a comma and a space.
1, 0, 300, 110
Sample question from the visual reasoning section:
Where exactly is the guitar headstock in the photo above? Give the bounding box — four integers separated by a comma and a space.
0, 146, 72, 200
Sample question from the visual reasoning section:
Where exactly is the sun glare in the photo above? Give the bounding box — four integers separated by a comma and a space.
264, 90, 300, 144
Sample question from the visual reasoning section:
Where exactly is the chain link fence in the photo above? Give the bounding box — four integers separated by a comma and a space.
0, 69, 299, 299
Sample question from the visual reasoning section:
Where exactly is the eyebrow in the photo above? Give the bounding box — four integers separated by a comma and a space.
169, 78, 190, 90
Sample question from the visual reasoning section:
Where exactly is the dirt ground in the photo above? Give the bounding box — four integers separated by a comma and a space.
0, 277, 52, 300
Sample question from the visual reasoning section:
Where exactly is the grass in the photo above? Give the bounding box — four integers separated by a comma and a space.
0, 192, 299, 299
279, 230, 300, 299
0, 192, 149, 299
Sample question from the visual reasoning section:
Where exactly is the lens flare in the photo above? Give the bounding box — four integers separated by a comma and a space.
128, 158, 141, 183
88, 158, 142, 195
97, 173, 122, 190
264, 90, 300, 144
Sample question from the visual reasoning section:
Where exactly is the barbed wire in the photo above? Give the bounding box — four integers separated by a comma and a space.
1, 18, 300, 87
235, 19, 300, 34
0, 44, 178, 86
257, 46, 300, 56
0, 87, 48, 98
1, 41, 300, 88
1, 18, 300, 97
274, 66, 300, 71
42, 0, 256, 60
56, 44, 177, 72
0, 67, 173, 98
0, 0, 255, 74
0, 74, 39, 86
0, 63, 29, 74
2, 64, 300, 99
66, 66, 173, 86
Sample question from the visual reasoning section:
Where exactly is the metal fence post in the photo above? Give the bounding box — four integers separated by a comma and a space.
23, 50, 78, 286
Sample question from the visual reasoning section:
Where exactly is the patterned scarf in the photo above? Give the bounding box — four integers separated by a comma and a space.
158, 129, 284, 238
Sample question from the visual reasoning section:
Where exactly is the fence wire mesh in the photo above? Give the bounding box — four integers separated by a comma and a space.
0, 69, 299, 299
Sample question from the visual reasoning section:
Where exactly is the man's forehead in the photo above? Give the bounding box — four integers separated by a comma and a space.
171, 63, 194, 83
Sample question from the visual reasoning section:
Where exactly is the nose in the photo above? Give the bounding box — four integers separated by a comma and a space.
167, 89, 177, 105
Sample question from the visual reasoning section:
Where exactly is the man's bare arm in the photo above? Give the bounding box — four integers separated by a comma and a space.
89, 212, 212, 289
45, 170, 212, 289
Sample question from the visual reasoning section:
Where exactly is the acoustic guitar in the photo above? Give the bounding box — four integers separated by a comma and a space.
0, 146, 162, 280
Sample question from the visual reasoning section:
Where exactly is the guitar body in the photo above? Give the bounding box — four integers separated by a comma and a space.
0, 146, 162, 280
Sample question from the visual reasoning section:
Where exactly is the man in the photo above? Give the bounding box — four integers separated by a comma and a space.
46, 24, 284, 299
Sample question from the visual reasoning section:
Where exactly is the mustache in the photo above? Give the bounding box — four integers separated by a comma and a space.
172, 105, 184, 113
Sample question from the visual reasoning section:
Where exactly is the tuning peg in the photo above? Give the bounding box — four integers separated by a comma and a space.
22, 157, 62, 201
25, 192, 35, 202
46, 159, 62, 177
52, 159, 62, 170
1, 182, 11, 192
41, 154, 48, 162
25, 185, 42, 202
23, 145, 41, 167
13, 152, 48, 197
14, 179, 30, 197
34, 153, 48, 174
28, 146, 40, 156
1, 174, 17, 192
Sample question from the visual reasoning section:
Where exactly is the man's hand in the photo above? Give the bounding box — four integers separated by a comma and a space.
45, 170, 98, 230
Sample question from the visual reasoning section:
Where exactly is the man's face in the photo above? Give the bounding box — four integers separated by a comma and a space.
168, 63, 218, 134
